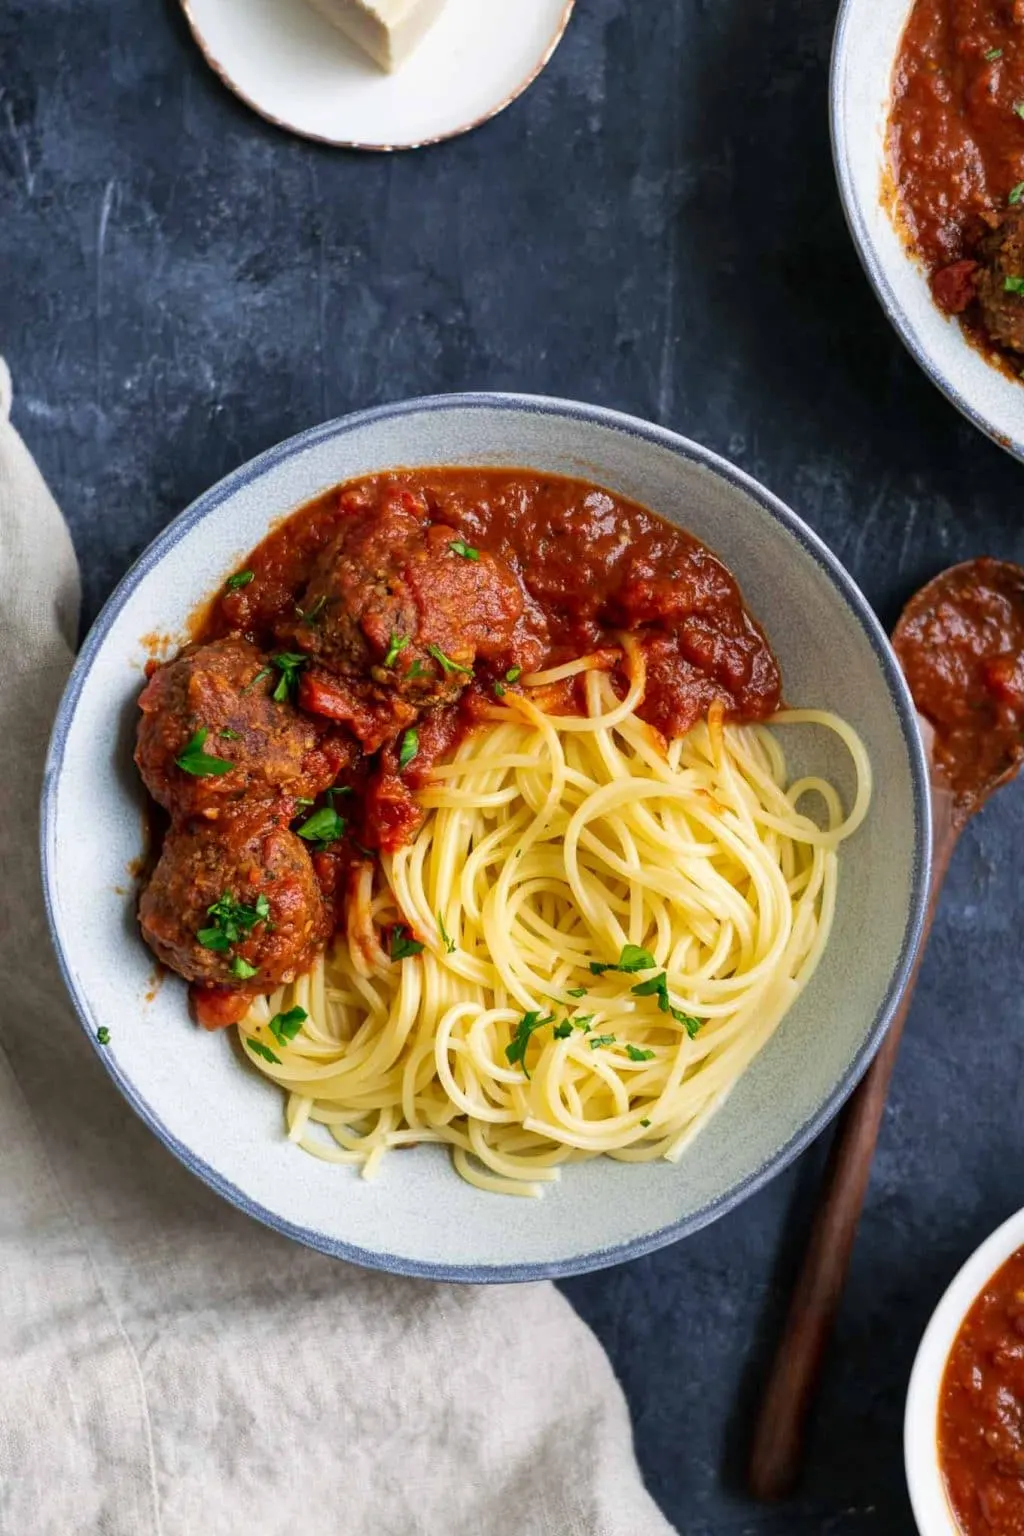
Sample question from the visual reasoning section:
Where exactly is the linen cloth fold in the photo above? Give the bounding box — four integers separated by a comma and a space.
0, 358, 678, 1536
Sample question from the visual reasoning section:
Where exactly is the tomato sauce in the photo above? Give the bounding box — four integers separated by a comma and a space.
889, 0, 1024, 369
940, 1246, 1024, 1535
893, 558, 1024, 817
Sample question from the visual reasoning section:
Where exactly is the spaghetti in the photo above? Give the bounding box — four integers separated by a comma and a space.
238, 641, 871, 1197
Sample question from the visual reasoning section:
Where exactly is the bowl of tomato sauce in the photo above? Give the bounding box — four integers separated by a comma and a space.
832, 0, 1024, 461
907, 1207, 1024, 1534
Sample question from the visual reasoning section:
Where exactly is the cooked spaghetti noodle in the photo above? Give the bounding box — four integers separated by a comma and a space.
237, 641, 871, 1197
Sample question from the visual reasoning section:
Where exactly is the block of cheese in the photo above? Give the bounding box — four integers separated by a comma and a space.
306, 0, 448, 71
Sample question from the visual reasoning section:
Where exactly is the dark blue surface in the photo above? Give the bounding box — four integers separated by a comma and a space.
5, 0, 1024, 1531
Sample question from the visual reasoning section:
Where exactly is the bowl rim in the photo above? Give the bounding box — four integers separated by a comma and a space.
830, 0, 1024, 466
905, 1206, 1024, 1534
40, 390, 933, 1282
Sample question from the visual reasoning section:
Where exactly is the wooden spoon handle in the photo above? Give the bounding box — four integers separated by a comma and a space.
748, 790, 958, 1501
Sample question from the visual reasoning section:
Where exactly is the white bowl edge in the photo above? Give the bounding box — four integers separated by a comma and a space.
905, 1206, 1024, 1534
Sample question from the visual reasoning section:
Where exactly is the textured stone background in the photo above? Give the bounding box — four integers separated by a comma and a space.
4, 1, 1023, 1532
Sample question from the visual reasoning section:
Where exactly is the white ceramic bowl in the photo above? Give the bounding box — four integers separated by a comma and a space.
906, 1207, 1024, 1533
41, 393, 931, 1280
832, 0, 1024, 461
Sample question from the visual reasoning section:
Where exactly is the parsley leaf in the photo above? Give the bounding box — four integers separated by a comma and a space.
626, 1045, 655, 1061
406, 660, 425, 679
631, 972, 671, 1011
390, 925, 424, 961
437, 911, 456, 954
298, 594, 327, 626
268, 1006, 307, 1046
493, 681, 506, 698
245, 1037, 281, 1065
671, 1006, 703, 1038
242, 666, 272, 694
985, 46, 1004, 61
426, 643, 473, 677
226, 570, 254, 590
566, 987, 587, 998
384, 633, 409, 668
230, 956, 258, 980
1015, 100, 1024, 118
197, 892, 271, 952
449, 539, 480, 561
175, 726, 234, 778
640, 1117, 652, 1128
505, 665, 523, 684
589, 1034, 617, 1049
96, 1026, 111, 1046
572, 1015, 595, 1031
552, 1020, 574, 1039
398, 728, 419, 771
219, 728, 241, 740
505, 1011, 556, 1077
297, 807, 344, 845
270, 652, 307, 703
590, 943, 657, 976
1006, 275, 1024, 294
1011, 181, 1024, 205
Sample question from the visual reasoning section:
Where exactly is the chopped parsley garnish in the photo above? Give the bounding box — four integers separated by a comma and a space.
384, 633, 409, 668
505, 1011, 555, 1077
640, 1117, 652, 1128
230, 956, 258, 980
437, 911, 456, 954
426, 643, 472, 676
572, 1015, 595, 1031
406, 660, 425, 680
389, 925, 424, 961
175, 726, 234, 778
626, 1045, 655, 1062
243, 666, 272, 694
245, 1037, 281, 1065
493, 681, 506, 698
226, 569, 254, 590
268, 1006, 307, 1046
589, 1034, 617, 1050
985, 46, 1004, 61
505, 666, 522, 684
566, 987, 587, 998
1015, 100, 1024, 119
218, 728, 241, 740
298, 594, 327, 626
294, 797, 314, 806
297, 807, 344, 845
674, 1009, 703, 1039
96, 1027, 111, 1046
197, 892, 271, 952
449, 539, 480, 561
398, 728, 419, 771
1005, 275, 1024, 294
1012, 182, 1024, 206
552, 1020, 574, 1039
270, 652, 306, 702
590, 943, 657, 976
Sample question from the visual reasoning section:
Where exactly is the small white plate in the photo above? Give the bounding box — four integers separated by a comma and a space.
181, 0, 576, 150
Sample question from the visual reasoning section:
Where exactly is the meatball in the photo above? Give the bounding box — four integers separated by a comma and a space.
281, 485, 524, 747
976, 208, 1024, 352
138, 806, 328, 995
136, 636, 350, 819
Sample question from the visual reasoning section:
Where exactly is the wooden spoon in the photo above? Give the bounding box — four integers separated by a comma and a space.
748, 557, 1024, 1502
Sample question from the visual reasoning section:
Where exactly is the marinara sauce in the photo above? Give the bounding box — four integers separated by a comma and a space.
940, 1246, 1024, 1534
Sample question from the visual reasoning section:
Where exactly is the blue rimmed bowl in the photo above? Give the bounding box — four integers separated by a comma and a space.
41, 393, 931, 1281
832, 0, 1024, 460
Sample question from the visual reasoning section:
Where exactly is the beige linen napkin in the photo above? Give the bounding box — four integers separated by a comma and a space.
0, 358, 678, 1536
